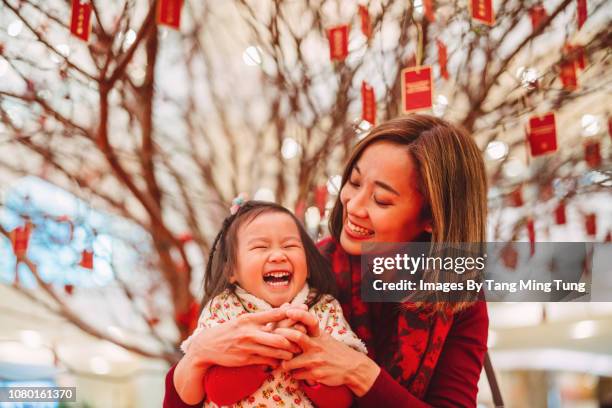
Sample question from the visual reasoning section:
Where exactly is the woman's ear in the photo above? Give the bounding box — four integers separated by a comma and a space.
424, 220, 433, 233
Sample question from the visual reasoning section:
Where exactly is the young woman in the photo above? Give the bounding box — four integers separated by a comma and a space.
165, 114, 489, 407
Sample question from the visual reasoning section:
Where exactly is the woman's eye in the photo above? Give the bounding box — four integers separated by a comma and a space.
374, 198, 392, 207
348, 179, 360, 187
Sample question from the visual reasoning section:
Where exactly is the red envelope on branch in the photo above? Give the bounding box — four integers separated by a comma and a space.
157, 0, 183, 29
436, 40, 449, 80
328, 25, 349, 61
70, 0, 92, 42
470, 0, 495, 26
423, 0, 435, 23
554, 202, 567, 225
358, 5, 372, 38
528, 112, 557, 156
401, 66, 434, 113
577, 0, 587, 29
11, 223, 32, 259
584, 141, 601, 168
361, 81, 376, 125
529, 4, 547, 30
585, 213, 596, 237
79, 250, 94, 269
315, 185, 328, 217
509, 186, 523, 207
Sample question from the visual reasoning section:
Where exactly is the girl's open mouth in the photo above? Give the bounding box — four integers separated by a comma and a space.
263, 271, 292, 287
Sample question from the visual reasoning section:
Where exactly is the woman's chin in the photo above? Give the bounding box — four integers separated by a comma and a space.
339, 231, 364, 255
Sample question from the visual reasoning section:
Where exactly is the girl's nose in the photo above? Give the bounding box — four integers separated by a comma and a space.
268, 249, 288, 262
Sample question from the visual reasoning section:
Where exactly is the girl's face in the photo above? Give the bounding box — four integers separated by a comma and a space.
230, 211, 308, 307
339, 141, 431, 255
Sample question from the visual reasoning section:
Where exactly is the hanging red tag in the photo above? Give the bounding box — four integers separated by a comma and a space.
157, 0, 183, 29
554, 201, 566, 225
361, 81, 376, 125
605, 231, 611, 242
584, 141, 601, 168
11, 223, 32, 259
585, 213, 596, 237
559, 59, 578, 91
500, 244, 518, 270
470, 0, 495, 26
314, 185, 328, 217
527, 218, 536, 256
608, 117, 612, 141
358, 5, 372, 38
79, 250, 94, 269
64, 284, 74, 295
509, 186, 523, 207
328, 25, 349, 61
423, 0, 435, 23
528, 112, 557, 156
401, 66, 434, 113
70, 0, 92, 42
576, 0, 587, 29
529, 4, 547, 30
178, 232, 194, 244
564, 43, 586, 71
436, 40, 449, 80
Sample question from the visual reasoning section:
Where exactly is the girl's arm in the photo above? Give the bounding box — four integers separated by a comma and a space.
279, 301, 488, 408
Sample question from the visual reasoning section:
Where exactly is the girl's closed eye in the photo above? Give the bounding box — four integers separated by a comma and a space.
374, 196, 392, 207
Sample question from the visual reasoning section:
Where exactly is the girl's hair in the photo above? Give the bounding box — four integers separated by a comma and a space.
329, 114, 488, 313
202, 201, 336, 309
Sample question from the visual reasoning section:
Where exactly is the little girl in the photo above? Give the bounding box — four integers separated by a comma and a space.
181, 200, 367, 408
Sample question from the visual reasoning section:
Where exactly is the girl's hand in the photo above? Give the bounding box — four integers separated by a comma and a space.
270, 303, 309, 334
186, 307, 301, 368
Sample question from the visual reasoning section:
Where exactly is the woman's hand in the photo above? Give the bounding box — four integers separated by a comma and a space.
187, 307, 301, 368
274, 308, 381, 397
173, 308, 300, 404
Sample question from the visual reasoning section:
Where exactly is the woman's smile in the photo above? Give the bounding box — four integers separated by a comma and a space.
344, 218, 375, 240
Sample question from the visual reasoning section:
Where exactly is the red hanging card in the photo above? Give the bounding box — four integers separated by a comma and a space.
361, 81, 376, 125
470, 0, 495, 26
559, 59, 578, 91
70, 0, 92, 42
328, 25, 349, 61
178, 232, 194, 244
501, 244, 518, 270
554, 201, 566, 225
64, 284, 74, 295
11, 223, 32, 259
401, 66, 434, 113
436, 40, 449, 80
605, 231, 611, 242
564, 43, 586, 71
527, 218, 536, 256
509, 186, 523, 207
423, 0, 435, 23
528, 112, 557, 156
585, 213, 596, 237
529, 4, 547, 30
576, 0, 587, 29
79, 250, 94, 269
584, 141, 601, 168
157, 0, 183, 29
358, 5, 372, 38
314, 185, 328, 216
608, 117, 612, 141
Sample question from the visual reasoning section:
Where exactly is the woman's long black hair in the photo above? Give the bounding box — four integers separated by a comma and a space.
201, 200, 337, 310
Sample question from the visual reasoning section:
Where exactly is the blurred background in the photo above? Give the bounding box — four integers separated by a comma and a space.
0, 0, 611, 406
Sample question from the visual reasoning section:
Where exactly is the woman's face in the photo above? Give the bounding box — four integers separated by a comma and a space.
339, 141, 431, 255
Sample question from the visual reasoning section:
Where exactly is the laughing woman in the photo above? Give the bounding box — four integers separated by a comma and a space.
165, 115, 489, 407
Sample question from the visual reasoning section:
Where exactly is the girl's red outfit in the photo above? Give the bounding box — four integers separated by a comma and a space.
164, 237, 488, 407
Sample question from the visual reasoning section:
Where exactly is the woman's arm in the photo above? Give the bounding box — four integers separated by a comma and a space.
164, 308, 300, 407
281, 302, 489, 408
